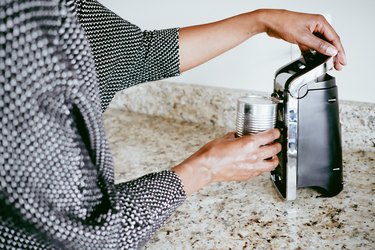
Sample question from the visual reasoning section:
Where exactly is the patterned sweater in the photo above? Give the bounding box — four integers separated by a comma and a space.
0, 0, 186, 249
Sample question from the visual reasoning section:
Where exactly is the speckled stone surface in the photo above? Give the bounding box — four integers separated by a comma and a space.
109, 81, 375, 150
104, 82, 374, 249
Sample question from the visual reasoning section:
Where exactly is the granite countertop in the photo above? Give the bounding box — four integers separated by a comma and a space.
104, 82, 375, 249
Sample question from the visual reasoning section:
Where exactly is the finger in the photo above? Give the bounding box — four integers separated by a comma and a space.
256, 142, 282, 160
334, 60, 344, 71
316, 20, 347, 67
299, 44, 310, 55
302, 32, 338, 57
333, 47, 346, 71
309, 16, 347, 69
262, 156, 280, 171
242, 156, 279, 173
300, 34, 346, 71
251, 128, 280, 147
334, 54, 346, 71
301, 32, 346, 71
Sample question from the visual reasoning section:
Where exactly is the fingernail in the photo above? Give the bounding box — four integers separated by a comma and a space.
326, 46, 338, 56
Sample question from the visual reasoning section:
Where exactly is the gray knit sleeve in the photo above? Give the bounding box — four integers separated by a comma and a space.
115, 171, 186, 249
75, 0, 181, 110
0, 1, 186, 249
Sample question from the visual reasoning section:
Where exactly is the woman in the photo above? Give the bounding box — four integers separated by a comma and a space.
0, 0, 346, 249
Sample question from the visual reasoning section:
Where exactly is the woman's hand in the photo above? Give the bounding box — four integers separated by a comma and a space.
258, 9, 346, 70
172, 129, 281, 196
179, 9, 346, 72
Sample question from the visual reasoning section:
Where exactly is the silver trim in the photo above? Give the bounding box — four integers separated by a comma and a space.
328, 98, 337, 103
274, 72, 292, 93
271, 174, 285, 199
289, 57, 334, 98
285, 97, 298, 200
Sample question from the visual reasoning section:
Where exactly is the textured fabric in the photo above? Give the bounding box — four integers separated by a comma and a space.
0, 0, 186, 249
75, 0, 181, 111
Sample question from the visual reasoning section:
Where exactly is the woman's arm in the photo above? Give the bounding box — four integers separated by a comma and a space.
75, 0, 181, 111
179, 9, 346, 72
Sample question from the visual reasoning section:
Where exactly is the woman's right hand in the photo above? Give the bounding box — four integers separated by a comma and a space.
179, 9, 346, 73
258, 9, 347, 70
172, 129, 281, 196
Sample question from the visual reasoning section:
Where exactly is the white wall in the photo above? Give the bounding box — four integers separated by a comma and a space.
98, 0, 375, 103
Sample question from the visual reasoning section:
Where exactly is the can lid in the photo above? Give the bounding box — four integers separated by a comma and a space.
238, 95, 277, 105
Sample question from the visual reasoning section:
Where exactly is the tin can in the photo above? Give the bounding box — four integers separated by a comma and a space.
235, 95, 277, 137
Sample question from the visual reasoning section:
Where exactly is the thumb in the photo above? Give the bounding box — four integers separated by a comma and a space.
303, 32, 338, 57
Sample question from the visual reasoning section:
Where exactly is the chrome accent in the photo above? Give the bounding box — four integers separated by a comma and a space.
275, 73, 292, 93
271, 174, 285, 199
288, 57, 334, 98
328, 98, 337, 103
284, 96, 298, 200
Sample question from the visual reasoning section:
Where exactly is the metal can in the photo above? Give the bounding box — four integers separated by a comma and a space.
235, 95, 277, 137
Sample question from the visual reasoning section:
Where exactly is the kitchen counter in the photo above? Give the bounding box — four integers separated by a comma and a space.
104, 82, 374, 249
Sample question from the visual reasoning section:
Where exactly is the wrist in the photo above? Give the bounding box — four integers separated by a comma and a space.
252, 9, 269, 34
172, 159, 212, 196
255, 9, 282, 36
233, 10, 267, 38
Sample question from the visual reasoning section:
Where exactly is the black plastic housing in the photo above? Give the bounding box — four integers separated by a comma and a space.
297, 75, 343, 196
271, 73, 344, 199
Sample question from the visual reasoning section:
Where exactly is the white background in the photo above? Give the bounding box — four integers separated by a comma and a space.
98, 0, 375, 103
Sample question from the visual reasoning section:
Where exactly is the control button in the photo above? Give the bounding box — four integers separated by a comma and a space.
289, 110, 296, 121
289, 142, 296, 152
